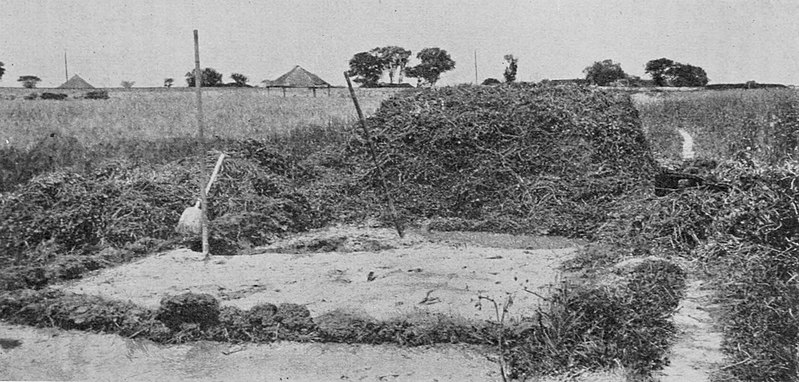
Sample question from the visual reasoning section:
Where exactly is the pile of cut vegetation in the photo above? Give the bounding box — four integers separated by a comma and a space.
697, 161, 799, 381
0, 140, 361, 289
349, 84, 658, 237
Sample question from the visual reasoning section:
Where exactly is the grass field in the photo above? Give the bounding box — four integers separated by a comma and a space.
0, 87, 400, 150
635, 88, 799, 165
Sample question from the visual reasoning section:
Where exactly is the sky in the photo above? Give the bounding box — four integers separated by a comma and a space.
1, 0, 798, 88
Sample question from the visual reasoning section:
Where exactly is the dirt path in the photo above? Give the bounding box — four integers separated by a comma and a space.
657, 279, 724, 381
0, 323, 500, 381
677, 128, 695, 160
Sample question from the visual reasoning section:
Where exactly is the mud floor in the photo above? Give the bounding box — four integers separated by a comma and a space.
57, 226, 579, 322
0, 323, 499, 381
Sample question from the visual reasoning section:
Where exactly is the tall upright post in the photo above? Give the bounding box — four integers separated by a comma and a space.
193, 30, 210, 258
64, 51, 69, 82
474, 50, 478, 84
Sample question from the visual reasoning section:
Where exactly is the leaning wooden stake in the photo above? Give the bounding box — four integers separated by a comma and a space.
194, 30, 210, 258
344, 72, 404, 238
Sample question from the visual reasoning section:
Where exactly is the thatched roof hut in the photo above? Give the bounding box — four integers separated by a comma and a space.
265, 66, 331, 88
58, 75, 95, 89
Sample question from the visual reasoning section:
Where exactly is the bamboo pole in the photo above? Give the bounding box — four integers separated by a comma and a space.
194, 30, 210, 258
344, 72, 404, 238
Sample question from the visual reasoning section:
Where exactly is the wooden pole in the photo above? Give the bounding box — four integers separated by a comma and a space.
474, 50, 478, 84
344, 72, 404, 238
194, 30, 210, 258
282, 87, 286, 97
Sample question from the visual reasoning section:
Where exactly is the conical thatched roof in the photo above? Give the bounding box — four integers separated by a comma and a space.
58, 75, 94, 89
267, 66, 330, 88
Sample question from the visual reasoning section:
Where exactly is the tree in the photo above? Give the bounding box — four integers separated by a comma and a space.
185, 67, 224, 87
348, 51, 386, 87
372, 46, 412, 84
230, 73, 249, 87
18, 75, 42, 89
669, 64, 708, 87
120, 81, 135, 89
644, 58, 675, 86
405, 47, 456, 87
0, 62, 5, 80
164, 78, 174, 88
645, 58, 709, 87
503, 54, 518, 83
583, 59, 627, 86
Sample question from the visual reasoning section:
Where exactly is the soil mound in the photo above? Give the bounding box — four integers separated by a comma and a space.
350, 84, 657, 237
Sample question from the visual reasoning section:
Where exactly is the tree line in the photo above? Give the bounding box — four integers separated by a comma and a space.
347, 46, 455, 88
0, 54, 723, 89
582, 57, 709, 87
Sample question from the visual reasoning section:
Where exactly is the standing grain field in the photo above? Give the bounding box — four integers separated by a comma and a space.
634, 88, 799, 165
0, 87, 400, 150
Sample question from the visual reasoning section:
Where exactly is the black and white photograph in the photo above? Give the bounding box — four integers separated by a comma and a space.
0, 1, 797, 381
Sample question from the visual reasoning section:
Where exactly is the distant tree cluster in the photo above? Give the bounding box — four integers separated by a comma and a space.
348, 46, 455, 87
582, 57, 709, 87
645, 58, 708, 87
185, 68, 251, 87
230, 73, 249, 87
503, 54, 518, 83
186, 68, 223, 87
18, 75, 41, 88
583, 59, 628, 86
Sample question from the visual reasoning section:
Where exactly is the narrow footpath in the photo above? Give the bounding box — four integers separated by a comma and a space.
677, 128, 695, 160
658, 280, 725, 381
659, 129, 724, 381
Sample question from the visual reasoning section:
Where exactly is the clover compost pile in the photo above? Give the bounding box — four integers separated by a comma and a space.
350, 84, 658, 237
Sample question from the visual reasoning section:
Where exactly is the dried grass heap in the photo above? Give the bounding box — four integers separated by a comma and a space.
351, 84, 657, 237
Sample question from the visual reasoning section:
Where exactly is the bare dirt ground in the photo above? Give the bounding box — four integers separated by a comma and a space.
0, 322, 500, 381
56, 225, 578, 322
0, 322, 629, 381
677, 128, 695, 160
657, 279, 725, 382
1, 225, 596, 381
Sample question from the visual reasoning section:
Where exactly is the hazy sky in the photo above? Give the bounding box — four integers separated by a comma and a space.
2, 0, 798, 88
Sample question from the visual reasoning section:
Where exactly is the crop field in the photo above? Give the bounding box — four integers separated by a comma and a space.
1, 84, 797, 381
636, 88, 799, 165
0, 87, 398, 150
